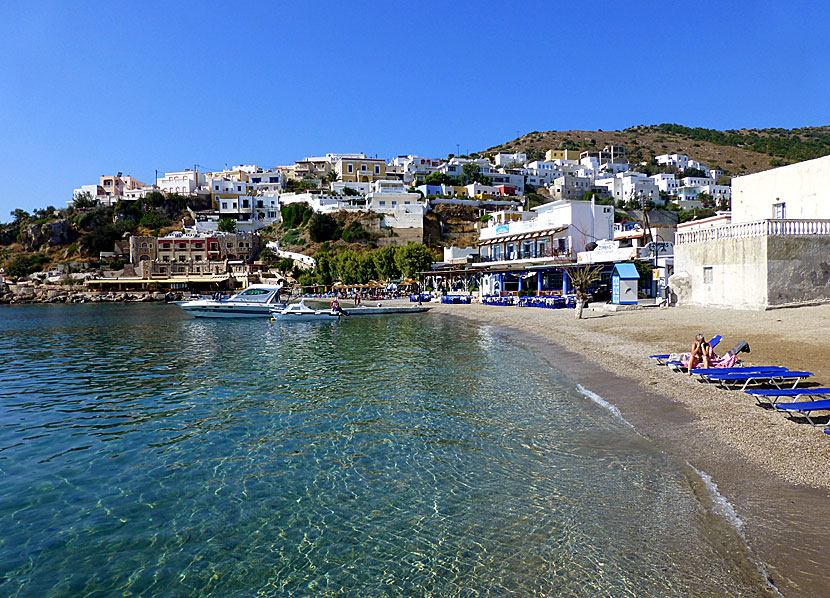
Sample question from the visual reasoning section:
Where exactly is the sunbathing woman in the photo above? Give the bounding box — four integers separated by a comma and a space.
688, 334, 715, 374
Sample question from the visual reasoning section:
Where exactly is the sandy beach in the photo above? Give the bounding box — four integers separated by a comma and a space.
427, 301, 830, 597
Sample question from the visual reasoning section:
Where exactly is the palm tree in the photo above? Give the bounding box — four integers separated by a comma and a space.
564, 265, 603, 319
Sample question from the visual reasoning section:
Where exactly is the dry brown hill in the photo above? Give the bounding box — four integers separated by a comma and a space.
483, 124, 830, 177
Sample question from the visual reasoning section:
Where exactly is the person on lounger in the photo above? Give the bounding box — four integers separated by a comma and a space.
688, 334, 715, 374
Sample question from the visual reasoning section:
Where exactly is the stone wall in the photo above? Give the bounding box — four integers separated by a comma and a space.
673, 234, 830, 309
766, 235, 830, 306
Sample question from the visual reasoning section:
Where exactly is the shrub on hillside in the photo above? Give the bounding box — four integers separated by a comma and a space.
307, 213, 340, 243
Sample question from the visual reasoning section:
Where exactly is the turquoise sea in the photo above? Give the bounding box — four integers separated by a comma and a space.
0, 304, 769, 596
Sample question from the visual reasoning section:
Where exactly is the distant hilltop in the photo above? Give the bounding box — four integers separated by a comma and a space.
483, 124, 830, 177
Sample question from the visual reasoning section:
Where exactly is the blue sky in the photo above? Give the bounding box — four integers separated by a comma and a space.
1, 0, 828, 217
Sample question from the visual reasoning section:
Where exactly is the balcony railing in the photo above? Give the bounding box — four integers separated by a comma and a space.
479, 248, 570, 263
676, 219, 830, 245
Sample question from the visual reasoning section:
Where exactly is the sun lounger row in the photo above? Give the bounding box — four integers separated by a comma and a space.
651, 338, 830, 434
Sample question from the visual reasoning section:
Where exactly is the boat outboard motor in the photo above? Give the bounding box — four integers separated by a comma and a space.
726, 341, 750, 356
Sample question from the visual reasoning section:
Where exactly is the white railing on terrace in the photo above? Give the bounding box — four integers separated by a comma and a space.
676, 219, 830, 245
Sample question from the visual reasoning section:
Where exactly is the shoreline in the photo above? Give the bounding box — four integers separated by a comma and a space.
430, 303, 830, 597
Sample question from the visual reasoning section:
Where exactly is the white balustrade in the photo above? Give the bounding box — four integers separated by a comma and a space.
676, 219, 830, 245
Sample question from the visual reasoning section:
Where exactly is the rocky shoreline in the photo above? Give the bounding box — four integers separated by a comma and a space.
0, 284, 184, 305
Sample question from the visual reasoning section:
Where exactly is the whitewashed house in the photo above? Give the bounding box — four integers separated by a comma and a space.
672, 154, 830, 309
494, 152, 526, 167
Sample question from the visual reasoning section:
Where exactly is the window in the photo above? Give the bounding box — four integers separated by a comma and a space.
379, 201, 386, 206
703, 266, 713, 284
222, 202, 228, 209
237, 186, 242, 192
374, 166, 380, 174
773, 202, 786, 219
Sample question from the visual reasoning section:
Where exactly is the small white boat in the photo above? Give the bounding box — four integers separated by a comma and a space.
343, 304, 430, 316
270, 299, 342, 322
174, 284, 284, 318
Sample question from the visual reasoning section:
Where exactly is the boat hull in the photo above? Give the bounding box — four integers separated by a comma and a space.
175, 302, 279, 318
270, 312, 341, 322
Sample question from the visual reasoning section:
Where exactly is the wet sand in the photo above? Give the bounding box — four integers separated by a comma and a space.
423, 302, 830, 598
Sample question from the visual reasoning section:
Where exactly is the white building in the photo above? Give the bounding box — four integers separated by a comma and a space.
248, 170, 283, 194
479, 200, 614, 263
672, 154, 830, 309
620, 173, 661, 204
494, 152, 526, 167
700, 184, 731, 204
656, 153, 690, 170
366, 180, 422, 213
651, 173, 680, 195
681, 176, 715, 188
157, 170, 205, 195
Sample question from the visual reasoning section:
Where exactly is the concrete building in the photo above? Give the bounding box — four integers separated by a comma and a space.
672, 154, 830, 309
651, 173, 680, 195
366, 180, 422, 212
388, 155, 442, 184
129, 231, 263, 277
494, 152, 526, 167
477, 200, 614, 295
100, 173, 147, 200
545, 149, 580, 161
336, 156, 387, 183
157, 170, 204, 195
549, 174, 592, 200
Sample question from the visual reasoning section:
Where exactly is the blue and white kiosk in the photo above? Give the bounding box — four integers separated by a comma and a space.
611, 263, 639, 305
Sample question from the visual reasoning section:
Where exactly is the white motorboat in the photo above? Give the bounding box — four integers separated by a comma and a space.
342, 304, 430, 316
174, 284, 284, 318
270, 299, 342, 322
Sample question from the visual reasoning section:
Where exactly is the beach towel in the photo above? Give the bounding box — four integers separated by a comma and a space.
669, 352, 740, 369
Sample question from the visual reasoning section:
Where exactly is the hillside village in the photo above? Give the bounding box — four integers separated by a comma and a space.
2, 124, 830, 305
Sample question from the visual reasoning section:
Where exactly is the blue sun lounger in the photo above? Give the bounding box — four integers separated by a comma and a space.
706, 370, 814, 391
691, 366, 789, 381
650, 335, 722, 365
746, 387, 830, 407
773, 398, 830, 424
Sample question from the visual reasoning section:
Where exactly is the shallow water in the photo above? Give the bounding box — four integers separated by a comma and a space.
0, 304, 770, 596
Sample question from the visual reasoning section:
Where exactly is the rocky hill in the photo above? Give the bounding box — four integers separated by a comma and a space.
484, 124, 830, 177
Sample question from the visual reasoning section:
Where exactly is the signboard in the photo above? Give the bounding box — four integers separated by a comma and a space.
612, 276, 620, 303
496, 225, 509, 234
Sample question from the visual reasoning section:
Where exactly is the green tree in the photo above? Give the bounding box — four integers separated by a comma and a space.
280, 203, 313, 228
72, 192, 97, 209
461, 163, 489, 185
394, 243, 434, 279
258, 248, 278, 264
307, 213, 339, 242
372, 245, 400, 280
341, 221, 368, 243
424, 172, 458, 186
314, 252, 333, 286
218, 218, 237, 233
333, 250, 360, 284
11, 209, 30, 223
357, 251, 377, 283
139, 211, 171, 229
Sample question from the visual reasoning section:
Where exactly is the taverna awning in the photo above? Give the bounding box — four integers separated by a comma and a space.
478, 226, 568, 246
